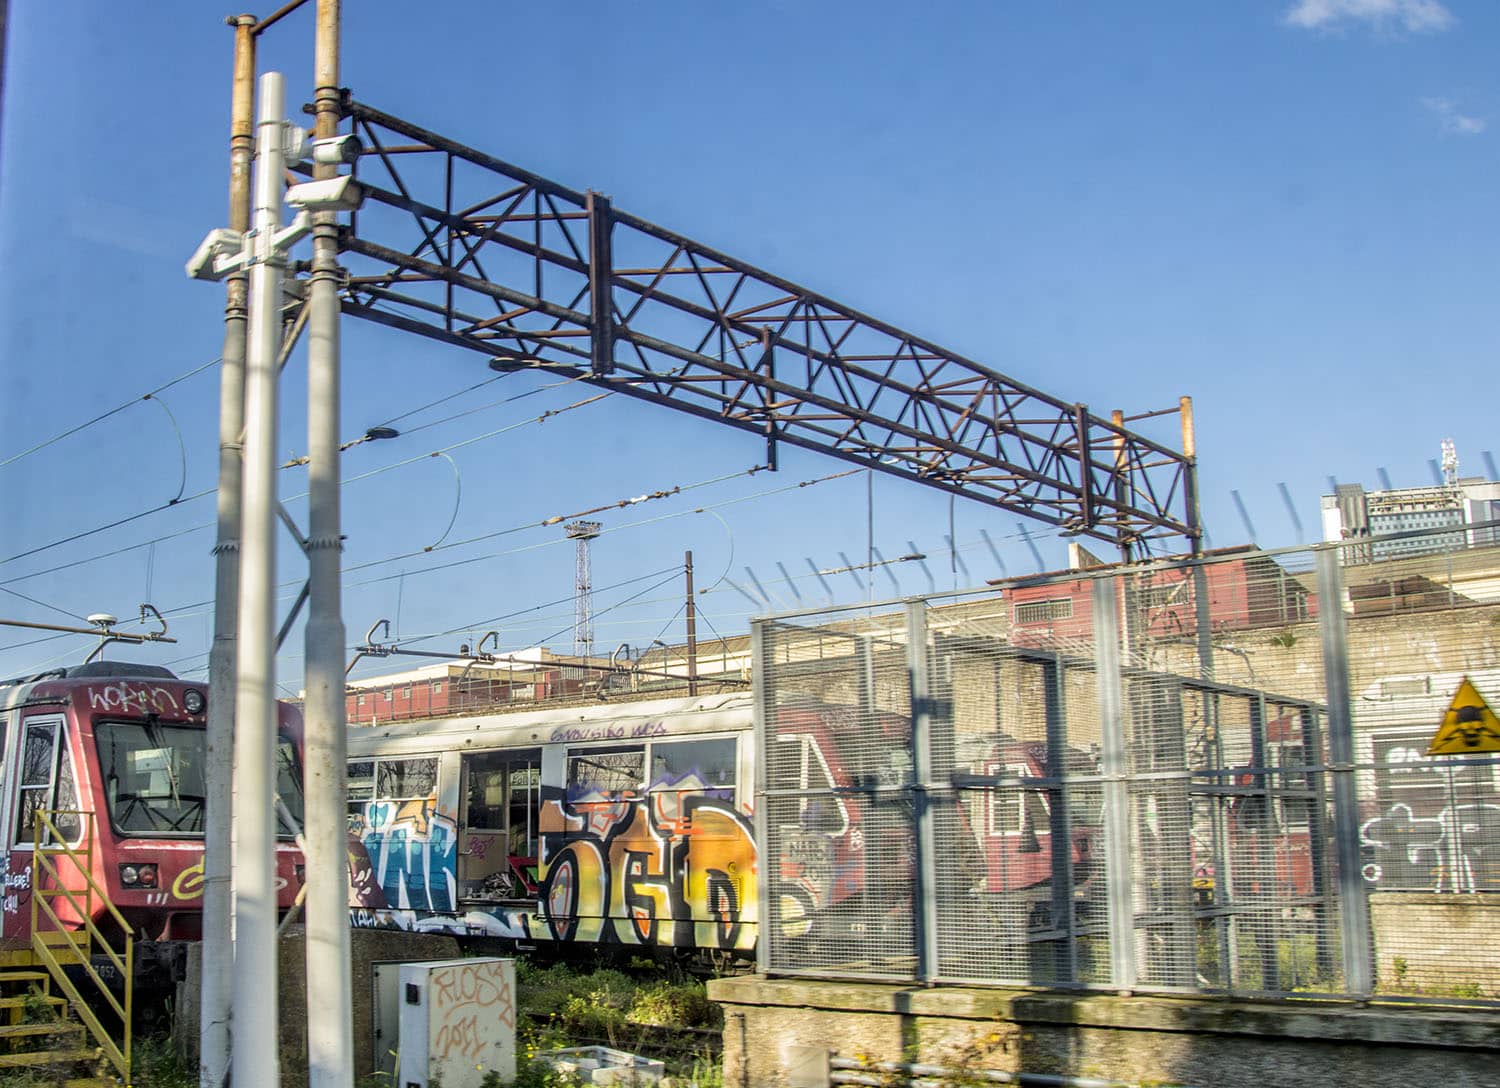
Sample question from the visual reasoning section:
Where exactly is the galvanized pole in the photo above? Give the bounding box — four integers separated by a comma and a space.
1315, 545, 1373, 995
305, 3, 354, 1084
1093, 577, 1137, 991
1181, 397, 1214, 680
201, 17, 255, 1088
905, 601, 940, 981
684, 551, 699, 695
233, 68, 287, 1088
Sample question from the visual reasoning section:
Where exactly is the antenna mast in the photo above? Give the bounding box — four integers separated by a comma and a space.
566, 520, 603, 660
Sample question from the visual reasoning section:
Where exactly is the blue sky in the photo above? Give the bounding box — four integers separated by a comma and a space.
1, 0, 1497, 684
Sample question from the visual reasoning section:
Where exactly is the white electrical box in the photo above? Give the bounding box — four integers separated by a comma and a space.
397, 957, 516, 1088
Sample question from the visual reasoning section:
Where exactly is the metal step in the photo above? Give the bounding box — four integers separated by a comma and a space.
0, 1045, 101, 1068
0, 994, 66, 1010
0, 1019, 85, 1039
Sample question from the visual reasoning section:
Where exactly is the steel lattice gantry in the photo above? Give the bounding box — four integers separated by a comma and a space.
322, 96, 1200, 550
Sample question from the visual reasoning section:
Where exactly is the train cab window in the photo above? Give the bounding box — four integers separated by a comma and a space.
567, 746, 644, 798
649, 738, 736, 800
15, 718, 79, 845
275, 738, 305, 836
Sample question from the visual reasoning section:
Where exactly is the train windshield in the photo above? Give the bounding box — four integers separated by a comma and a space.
95, 721, 305, 838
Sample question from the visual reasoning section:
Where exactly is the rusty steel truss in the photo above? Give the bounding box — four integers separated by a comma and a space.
323, 96, 1199, 550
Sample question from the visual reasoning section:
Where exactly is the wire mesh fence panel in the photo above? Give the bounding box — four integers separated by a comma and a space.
758, 612, 916, 980
751, 533, 1500, 1005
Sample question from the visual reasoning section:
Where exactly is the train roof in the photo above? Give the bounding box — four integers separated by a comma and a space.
1, 660, 178, 688
347, 690, 756, 756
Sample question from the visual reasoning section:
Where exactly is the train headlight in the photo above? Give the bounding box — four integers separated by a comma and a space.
183, 689, 206, 715
119, 864, 159, 888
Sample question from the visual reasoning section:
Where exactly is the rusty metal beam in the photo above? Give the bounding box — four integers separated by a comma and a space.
326, 95, 1198, 548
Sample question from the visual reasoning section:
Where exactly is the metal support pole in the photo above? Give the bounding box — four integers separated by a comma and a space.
1094, 577, 1137, 991
202, 17, 255, 1088
1315, 546, 1374, 995
305, 3, 354, 1085
683, 551, 700, 695
232, 68, 287, 1088
1041, 654, 1077, 984
905, 600, 940, 981
1181, 396, 1214, 681
750, 618, 772, 976
587, 190, 614, 375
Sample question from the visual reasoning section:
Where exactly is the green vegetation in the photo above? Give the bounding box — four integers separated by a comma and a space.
511, 960, 722, 1086
0, 959, 724, 1087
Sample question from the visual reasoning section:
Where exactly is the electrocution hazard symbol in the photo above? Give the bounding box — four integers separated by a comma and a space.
1426, 677, 1500, 755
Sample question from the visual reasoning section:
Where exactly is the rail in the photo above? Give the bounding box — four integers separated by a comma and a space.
30, 809, 134, 1082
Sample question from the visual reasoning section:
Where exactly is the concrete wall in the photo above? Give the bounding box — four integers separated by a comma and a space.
709, 975, 1500, 1088
1371, 892, 1500, 995
177, 927, 461, 1087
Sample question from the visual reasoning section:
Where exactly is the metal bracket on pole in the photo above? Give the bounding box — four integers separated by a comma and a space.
276, 502, 309, 551
276, 581, 310, 652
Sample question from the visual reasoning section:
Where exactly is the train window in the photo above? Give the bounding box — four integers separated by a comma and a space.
649, 738, 736, 797
567, 746, 644, 797
348, 760, 375, 802
276, 738, 305, 835
94, 722, 207, 837
16, 718, 78, 845
375, 757, 439, 799
989, 788, 1049, 838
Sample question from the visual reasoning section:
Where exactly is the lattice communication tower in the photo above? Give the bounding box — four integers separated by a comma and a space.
565, 520, 603, 660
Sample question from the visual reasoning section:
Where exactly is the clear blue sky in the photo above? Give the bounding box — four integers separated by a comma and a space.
2, 0, 1496, 684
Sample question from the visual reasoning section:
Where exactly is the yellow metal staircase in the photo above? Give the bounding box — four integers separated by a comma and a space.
0, 811, 133, 1086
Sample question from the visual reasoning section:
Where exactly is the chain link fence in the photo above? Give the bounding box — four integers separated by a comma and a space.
755, 532, 1500, 1004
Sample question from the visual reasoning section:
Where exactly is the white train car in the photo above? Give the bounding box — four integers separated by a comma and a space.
344, 692, 760, 956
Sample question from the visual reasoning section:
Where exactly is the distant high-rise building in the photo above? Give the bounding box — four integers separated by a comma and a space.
1320, 443, 1500, 562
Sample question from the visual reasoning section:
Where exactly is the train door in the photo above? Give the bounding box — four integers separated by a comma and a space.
457, 750, 540, 902
2, 713, 81, 940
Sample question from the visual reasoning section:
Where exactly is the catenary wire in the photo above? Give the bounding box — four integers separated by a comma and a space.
0, 357, 220, 470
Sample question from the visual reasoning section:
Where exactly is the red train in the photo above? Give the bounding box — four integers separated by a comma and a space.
0, 660, 305, 985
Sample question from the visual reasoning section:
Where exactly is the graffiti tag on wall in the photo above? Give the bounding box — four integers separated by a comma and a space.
430, 960, 515, 1064
1361, 802, 1500, 892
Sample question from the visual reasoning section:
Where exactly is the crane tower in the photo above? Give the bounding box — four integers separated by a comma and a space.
565, 520, 602, 660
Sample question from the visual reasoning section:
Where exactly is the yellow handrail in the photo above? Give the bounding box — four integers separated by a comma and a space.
30, 936, 127, 1077
30, 853, 126, 979
27, 808, 133, 1083
34, 811, 134, 935
30, 891, 126, 1020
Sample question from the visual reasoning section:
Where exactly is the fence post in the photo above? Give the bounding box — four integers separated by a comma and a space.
1093, 577, 1137, 990
906, 600, 941, 982
751, 617, 773, 977
1315, 547, 1374, 996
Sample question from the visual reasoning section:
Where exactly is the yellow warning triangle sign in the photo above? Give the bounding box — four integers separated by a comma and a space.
1427, 677, 1500, 755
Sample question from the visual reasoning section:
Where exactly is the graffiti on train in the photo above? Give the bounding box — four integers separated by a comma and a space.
538, 786, 757, 952
346, 786, 756, 951
348, 797, 458, 911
